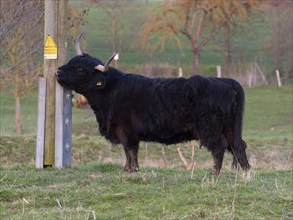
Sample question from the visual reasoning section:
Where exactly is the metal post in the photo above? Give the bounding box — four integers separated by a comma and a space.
55, 87, 72, 168
63, 89, 72, 166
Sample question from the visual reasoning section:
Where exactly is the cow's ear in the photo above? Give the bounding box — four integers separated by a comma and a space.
92, 73, 106, 90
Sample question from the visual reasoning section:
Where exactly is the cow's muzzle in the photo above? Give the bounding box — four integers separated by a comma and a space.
55, 69, 63, 80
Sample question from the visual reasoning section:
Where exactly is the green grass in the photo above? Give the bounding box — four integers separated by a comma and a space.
244, 86, 292, 141
0, 164, 292, 219
0, 93, 38, 136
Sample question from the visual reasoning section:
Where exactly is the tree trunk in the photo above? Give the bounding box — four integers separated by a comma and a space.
192, 47, 200, 74
224, 23, 232, 77
112, 13, 116, 54
15, 92, 23, 134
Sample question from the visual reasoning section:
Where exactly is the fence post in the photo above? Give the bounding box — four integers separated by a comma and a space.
178, 67, 183, 77
275, 70, 282, 87
36, 0, 70, 168
55, 87, 72, 168
43, 0, 58, 167
255, 62, 268, 85
248, 73, 252, 88
216, 65, 222, 78
36, 78, 47, 168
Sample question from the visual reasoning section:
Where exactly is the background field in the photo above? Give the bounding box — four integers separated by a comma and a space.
1, 86, 292, 169
67, 1, 291, 84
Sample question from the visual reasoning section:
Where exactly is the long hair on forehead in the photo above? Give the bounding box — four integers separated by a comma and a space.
68, 54, 104, 72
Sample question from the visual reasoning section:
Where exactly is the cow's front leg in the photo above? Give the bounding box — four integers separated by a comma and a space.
123, 142, 139, 173
124, 150, 131, 172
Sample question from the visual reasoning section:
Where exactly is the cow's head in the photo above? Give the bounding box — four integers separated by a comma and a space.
56, 33, 116, 93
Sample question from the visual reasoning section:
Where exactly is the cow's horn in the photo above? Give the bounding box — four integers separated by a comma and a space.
75, 33, 83, 56
95, 53, 116, 72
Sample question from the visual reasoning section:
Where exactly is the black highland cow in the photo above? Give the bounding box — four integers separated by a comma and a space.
56, 34, 250, 175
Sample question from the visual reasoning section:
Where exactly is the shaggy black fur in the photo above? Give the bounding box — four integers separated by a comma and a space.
57, 54, 250, 175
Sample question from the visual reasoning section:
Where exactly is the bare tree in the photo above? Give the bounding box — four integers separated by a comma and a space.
89, 0, 134, 66
67, 4, 89, 50
224, 22, 232, 76
268, 0, 293, 79
0, 0, 88, 134
136, 0, 261, 73
0, 0, 44, 134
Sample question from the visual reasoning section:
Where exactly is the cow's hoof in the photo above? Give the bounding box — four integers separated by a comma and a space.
124, 165, 130, 172
212, 169, 220, 176
129, 166, 139, 173
231, 163, 240, 173
124, 166, 139, 173
242, 164, 251, 171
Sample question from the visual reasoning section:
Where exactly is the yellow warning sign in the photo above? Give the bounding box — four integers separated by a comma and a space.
44, 35, 57, 59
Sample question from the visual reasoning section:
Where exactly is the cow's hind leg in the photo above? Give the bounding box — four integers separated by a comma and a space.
225, 134, 250, 172
237, 140, 250, 172
227, 145, 239, 171
224, 130, 241, 171
211, 145, 225, 176
222, 134, 238, 171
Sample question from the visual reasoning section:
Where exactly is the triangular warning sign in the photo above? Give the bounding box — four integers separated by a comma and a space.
44, 35, 57, 59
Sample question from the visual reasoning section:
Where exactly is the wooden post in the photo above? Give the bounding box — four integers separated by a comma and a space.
216, 65, 222, 78
37, 0, 69, 168
36, 78, 46, 168
276, 70, 282, 87
178, 67, 183, 78
255, 62, 268, 85
43, 0, 58, 166
248, 73, 252, 88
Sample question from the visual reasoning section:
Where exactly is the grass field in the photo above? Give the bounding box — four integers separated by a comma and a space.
0, 165, 292, 219
0, 86, 292, 219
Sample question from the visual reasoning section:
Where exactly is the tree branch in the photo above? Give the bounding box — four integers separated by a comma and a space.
0, 0, 26, 41
1, 44, 42, 77
199, 8, 237, 48
0, 13, 44, 63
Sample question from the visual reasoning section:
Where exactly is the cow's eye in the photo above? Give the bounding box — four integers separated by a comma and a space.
76, 67, 85, 75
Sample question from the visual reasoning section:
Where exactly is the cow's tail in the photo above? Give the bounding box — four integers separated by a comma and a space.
232, 80, 245, 148
231, 80, 251, 171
